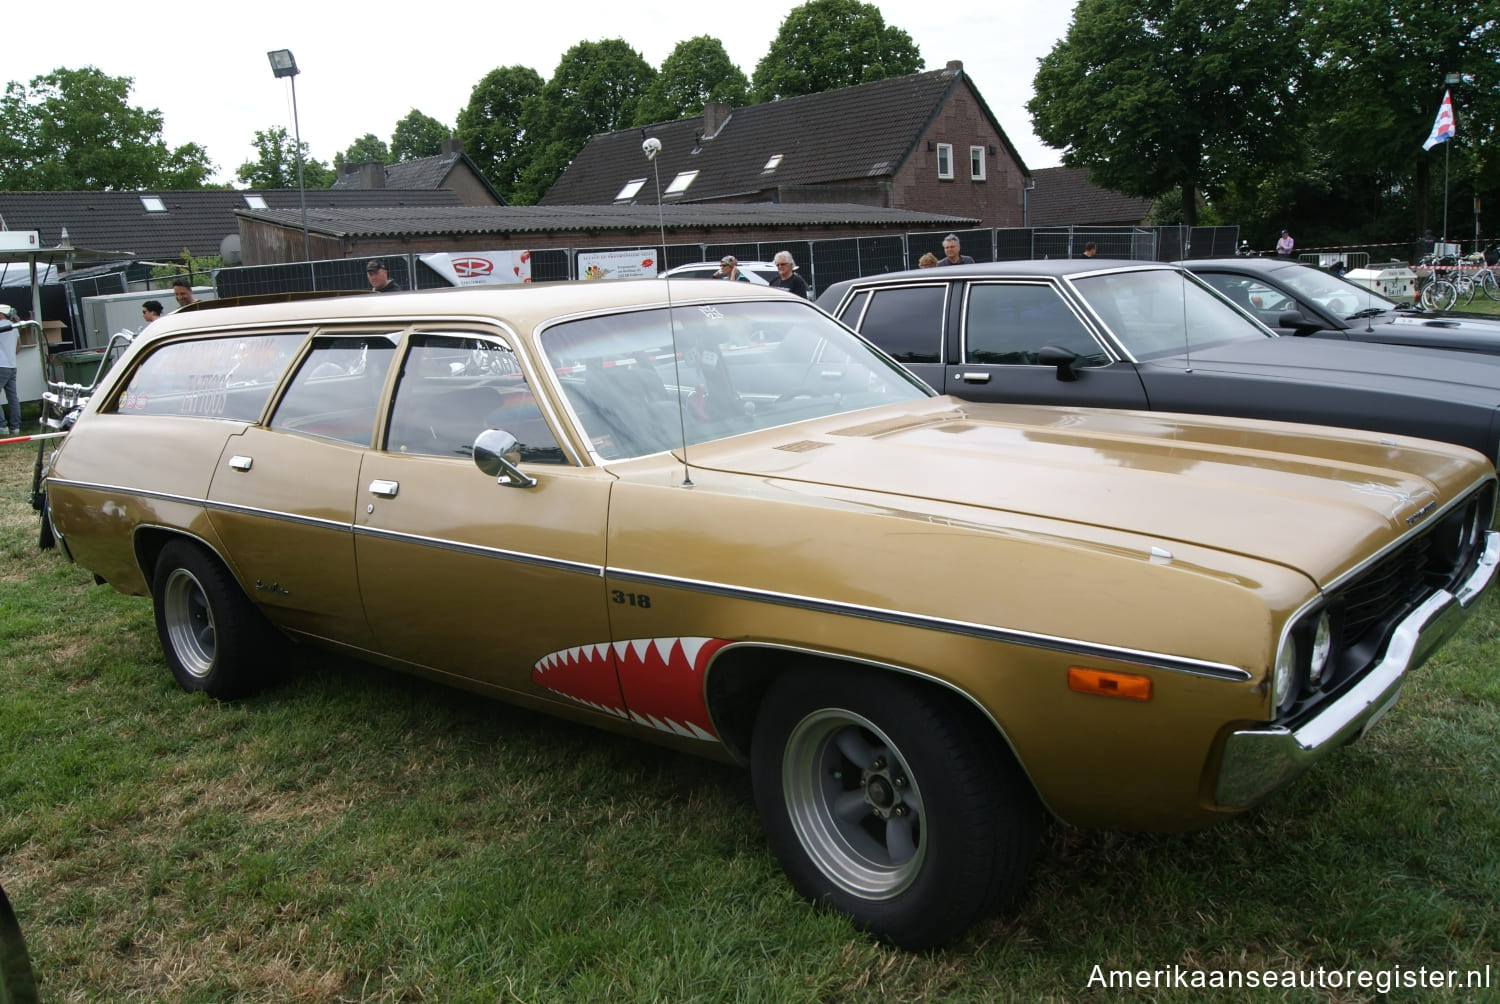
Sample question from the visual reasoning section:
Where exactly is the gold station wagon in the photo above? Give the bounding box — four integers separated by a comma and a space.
41, 280, 1499, 947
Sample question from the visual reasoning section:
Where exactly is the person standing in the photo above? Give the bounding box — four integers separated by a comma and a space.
1082, 242, 1098, 258
0, 305, 21, 436
918, 252, 938, 268
172, 278, 197, 308
937, 234, 974, 266
768, 251, 809, 298
366, 260, 403, 292
141, 300, 163, 327
713, 255, 751, 282
1276, 230, 1294, 256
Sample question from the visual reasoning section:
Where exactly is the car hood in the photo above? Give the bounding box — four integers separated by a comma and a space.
1370, 309, 1500, 338
676, 399, 1483, 586
1168, 336, 1500, 405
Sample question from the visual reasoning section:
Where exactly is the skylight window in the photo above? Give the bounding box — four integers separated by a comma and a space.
243, 194, 268, 209
762, 154, 784, 173
614, 178, 647, 202
664, 170, 699, 196
140, 196, 166, 212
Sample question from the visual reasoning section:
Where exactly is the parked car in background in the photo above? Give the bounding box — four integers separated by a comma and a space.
41, 280, 1498, 947
660, 260, 777, 285
817, 260, 1500, 464
1184, 256, 1500, 352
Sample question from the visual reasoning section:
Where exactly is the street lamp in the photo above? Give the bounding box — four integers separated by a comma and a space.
267, 49, 312, 271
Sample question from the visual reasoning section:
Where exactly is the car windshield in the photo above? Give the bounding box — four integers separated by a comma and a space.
1071, 269, 1272, 361
540, 299, 932, 460
1276, 266, 1400, 316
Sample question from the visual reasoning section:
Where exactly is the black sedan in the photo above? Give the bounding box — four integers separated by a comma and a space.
1183, 256, 1500, 353
816, 260, 1500, 464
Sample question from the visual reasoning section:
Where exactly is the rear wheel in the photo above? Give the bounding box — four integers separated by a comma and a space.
151, 540, 274, 699
1479, 269, 1500, 301
1421, 278, 1457, 312
750, 667, 1040, 948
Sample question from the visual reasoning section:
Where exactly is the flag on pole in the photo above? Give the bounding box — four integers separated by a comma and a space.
1423, 89, 1456, 151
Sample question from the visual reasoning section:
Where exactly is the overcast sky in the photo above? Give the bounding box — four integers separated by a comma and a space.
9, 1, 1075, 187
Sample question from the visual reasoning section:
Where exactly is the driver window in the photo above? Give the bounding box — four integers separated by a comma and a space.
964, 283, 1109, 366
385, 334, 566, 464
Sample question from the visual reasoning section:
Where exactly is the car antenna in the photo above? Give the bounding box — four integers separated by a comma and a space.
1180, 266, 1193, 373
643, 135, 694, 488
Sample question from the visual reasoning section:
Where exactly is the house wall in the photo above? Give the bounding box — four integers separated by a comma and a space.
441, 166, 504, 207
890, 80, 1026, 230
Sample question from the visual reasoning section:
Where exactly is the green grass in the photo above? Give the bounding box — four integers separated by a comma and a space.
2, 442, 1498, 1002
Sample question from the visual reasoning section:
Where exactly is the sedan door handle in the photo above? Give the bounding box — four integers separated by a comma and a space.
228, 455, 253, 471
368, 479, 399, 498
958, 372, 991, 384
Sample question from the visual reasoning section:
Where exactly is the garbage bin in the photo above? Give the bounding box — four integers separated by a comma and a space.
52, 348, 107, 386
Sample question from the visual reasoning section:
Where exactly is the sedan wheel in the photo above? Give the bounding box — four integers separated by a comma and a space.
751, 667, 1040, 948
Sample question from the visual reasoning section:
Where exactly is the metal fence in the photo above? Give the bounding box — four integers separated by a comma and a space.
208, 224, 1243, 301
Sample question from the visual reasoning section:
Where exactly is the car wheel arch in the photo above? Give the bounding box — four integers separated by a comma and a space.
703, 646, 1043, 801
132, 525, 238, 598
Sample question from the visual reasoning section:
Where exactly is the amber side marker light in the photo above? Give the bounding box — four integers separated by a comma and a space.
1068, 667, 1153, 701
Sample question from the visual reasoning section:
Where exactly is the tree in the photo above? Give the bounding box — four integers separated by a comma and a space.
236, 126, 334, 189
514, 40, 657, 204
335, 133, 390, 173
0, 66, 214, 190
456, 65, 544, 205
1028, 0, 1307, 226
636, 36, 750, 125
391, 109, 451, 161
751, 0, 923, 103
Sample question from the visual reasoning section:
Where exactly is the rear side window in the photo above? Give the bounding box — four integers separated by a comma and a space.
964, 284, 1110, 366
854, 285, 945, 364
269, 334, 398, 446
111, 333, 304, 421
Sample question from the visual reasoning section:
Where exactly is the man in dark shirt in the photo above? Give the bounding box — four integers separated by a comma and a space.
367, 260, 403, 293
769, 251, 809, 298
937, 234, 974, 266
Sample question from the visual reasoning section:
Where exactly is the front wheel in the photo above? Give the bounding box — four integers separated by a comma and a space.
1421, 278, 1458, 312
750, 667, 1040, 948
151, 540, 275, 699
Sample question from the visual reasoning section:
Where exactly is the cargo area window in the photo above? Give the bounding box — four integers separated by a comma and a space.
108, 333, 305, 421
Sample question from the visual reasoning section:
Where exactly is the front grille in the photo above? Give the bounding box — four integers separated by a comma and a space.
1337, 532, 1433, 649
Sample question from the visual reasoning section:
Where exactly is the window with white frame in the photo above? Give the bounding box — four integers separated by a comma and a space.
970, 146, 986, 181
936, 144, 953, 180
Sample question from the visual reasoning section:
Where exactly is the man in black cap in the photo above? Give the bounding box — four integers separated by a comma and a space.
367, 260, 403, 292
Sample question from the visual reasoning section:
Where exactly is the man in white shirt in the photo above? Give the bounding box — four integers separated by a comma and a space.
0, 304, 21, 436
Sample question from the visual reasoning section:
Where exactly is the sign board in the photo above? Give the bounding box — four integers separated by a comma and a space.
578, 248, 658, 281
420, 250, 532, 286
0, 231, 40, 253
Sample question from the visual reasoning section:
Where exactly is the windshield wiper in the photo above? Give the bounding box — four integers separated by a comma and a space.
1344, 307, 1387, 320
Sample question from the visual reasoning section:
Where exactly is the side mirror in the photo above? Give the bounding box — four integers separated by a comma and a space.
1037, 344, 1082, 382
1276, 310, 1320, 335
473, 428, 536, 488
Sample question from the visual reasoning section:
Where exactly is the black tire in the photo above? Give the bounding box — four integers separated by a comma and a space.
0, 883, 39, 1004
36, 493, 54, 551
151, 539, 273, 700
750, 666, 1041, 948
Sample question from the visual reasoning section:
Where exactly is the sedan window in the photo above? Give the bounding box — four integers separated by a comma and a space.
269, 334, 398, 446
1072, 270, 1270, 361
386, 334, 566, 464
964, 283, 1110, 366
854, 286, 945, 364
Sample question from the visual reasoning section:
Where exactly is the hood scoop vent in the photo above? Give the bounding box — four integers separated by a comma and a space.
774, 440, 830, 453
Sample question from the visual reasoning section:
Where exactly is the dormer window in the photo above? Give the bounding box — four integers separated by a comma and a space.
762, 154, 784, 174
243, 194, 268, 209
664, 170, 699, 196
140, 196, 166, 212
614, 178, 647, 202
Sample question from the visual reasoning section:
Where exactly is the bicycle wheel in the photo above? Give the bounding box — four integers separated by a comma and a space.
1454, 273, 1477, 307
1422, 278, 1458, 311
1480, 269, 1500, 301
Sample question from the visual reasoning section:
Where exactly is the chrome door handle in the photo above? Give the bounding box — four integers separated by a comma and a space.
368, 479, 399, 498
958, 372, 991, 383
228, 455, 253, 471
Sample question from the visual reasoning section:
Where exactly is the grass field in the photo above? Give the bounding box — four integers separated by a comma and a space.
1, 439, 1498, 1003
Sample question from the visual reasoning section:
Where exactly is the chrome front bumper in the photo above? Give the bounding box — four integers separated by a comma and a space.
1216, 530, 1499, 809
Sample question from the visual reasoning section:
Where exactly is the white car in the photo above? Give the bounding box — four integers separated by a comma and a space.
660, 261, 777, 285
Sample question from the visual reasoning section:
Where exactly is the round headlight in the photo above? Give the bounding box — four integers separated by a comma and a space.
1273, 636, 1297, 711
1308, 612, 1332, 687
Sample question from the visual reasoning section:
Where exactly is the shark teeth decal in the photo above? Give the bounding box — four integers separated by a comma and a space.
532, 637, 730, 741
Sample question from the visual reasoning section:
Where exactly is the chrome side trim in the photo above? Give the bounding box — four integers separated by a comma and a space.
351, 524, 603, 576
609, 567, 1251, 681
1217, 529, 1499, 808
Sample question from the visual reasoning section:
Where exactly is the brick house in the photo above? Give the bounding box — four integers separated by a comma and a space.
542, 61, 1030, 230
